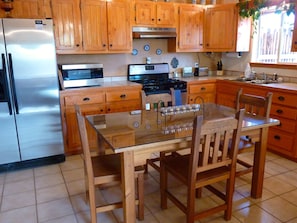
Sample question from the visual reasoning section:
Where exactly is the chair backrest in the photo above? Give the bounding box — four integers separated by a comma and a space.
236, 88, 272, 119
189, 109, 244, 180
75, 105, 94, 182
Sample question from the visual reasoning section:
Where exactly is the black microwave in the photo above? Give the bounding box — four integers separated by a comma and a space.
58, 63, 103, 89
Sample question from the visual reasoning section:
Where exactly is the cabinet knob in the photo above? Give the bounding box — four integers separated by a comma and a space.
103, 44, 106, 47
201, 87, 206, 91
109, 44, 113, 48
274, 135, 281, 140
278, 96, 285, 101
158, 18, 161, 21
83, 97, 90, 101
152, 18, 154, 21
276, 109, 283, 114
76, 44, 80, 47
120, 94, 126, 99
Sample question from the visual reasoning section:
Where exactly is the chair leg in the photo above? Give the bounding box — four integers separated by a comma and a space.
136, 172, 144, 220
89, 185, 97, 223
160, 164, 168, 209
224, 177, 234, 220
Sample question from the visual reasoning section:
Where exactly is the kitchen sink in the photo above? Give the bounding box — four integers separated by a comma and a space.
232, 77, 278, 85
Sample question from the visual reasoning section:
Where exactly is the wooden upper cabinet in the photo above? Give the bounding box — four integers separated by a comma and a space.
292, 11, 297, 52
51, 0, 82, 53
81, 0, 108, 52
107, 0, 132, 52
133, 1, 176, 27
204, 3, 238, 52
0, 0, 45, 18
175, 4, 204, 52
52, 0, 131, 54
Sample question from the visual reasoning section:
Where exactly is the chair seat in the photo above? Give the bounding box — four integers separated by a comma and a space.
163, 154, 231, 186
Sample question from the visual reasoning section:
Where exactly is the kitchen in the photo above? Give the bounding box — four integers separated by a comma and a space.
0, 0, 296, 222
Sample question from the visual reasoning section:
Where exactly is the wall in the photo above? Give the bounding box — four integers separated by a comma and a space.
57, 39, 222, 78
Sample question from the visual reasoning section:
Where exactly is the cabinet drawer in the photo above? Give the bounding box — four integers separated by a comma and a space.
268, 129, 294, 153
106, 90, 140, 102
189, 84, 215, 94
270, 104, 297, 120
270, 116, 296, 134
106, 100, 141, 113
64, 93, 105, 106
189, 84, 216, 94
272, 92, 297, 107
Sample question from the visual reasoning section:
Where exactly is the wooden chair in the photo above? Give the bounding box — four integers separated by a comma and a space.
142, 88, 184, 173
235, 88, 273, 176
160, 109, 245, 222
75, 106, 144, 223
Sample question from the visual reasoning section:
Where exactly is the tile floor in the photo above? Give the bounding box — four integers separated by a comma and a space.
1, 151, 297, 223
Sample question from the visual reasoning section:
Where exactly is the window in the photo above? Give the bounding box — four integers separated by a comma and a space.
251, 6, 297, 64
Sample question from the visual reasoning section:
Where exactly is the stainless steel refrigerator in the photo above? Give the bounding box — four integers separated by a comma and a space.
0, 18, 64, 169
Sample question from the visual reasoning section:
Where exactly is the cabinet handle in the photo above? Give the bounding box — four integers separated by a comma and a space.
102, 44, 106, 47
83, 97, 90, 101
201, 87, 206, 91
158, 18, 161, 21
152, 18, 154, 21
276, 109, 283, 114
278, 96, 285, 101
76, 44, 80, 47
109, 44, 113, 48
120, 94, 126, 99
274, 135, 281, 140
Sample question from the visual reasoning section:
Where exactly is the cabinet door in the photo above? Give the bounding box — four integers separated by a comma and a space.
51, 0, 82, 53
204, 4, 237, 52
3, 0, 44, 18
81, 0, 108, 52
156, 2, 176, 27
292, 12, 297, 52
134, 1, 155, 26
178, 4, 204, 51
107, 0, 132, 52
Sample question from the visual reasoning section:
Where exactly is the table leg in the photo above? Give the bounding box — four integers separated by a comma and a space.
251, 127, 268, 198
121, 151, 136, 223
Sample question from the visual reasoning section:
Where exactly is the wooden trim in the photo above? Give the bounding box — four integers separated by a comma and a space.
250, 62, 297, 70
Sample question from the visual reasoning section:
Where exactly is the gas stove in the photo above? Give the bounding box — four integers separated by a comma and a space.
127, 63, 187, 95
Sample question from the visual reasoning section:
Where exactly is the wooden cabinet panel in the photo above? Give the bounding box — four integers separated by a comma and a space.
51, 0, 82, 53
204, 4, 237, 52
0, 0, 45, 18
268, 129, 294, 154
52, 0, 132, 54
272, 92, 297, 108
270, 116, 296, 134
106, 90, 140, 102
106, 100, 141, 113
133, 1, 176, 27
107, 0, 132, 52
81, 0, 108, 51
270, 104, 297, 120
169, 4, 203, 52
188, 81, 216, 104
64, 93, 105, 106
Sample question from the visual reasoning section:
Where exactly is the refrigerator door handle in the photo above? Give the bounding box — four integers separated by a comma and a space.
1, 53, 12, 115
8, 53, 19, 114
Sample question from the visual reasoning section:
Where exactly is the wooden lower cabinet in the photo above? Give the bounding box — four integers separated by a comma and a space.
60, 85, 142, 155
187, 80, 216, 104
216, 80, 297, 161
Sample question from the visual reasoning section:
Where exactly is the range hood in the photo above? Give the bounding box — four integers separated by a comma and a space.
132, 27, 176, 39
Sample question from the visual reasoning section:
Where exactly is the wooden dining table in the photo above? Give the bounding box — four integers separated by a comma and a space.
86, 103, 280, 223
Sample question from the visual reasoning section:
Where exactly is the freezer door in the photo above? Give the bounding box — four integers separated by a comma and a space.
0, 21, 21, 164
3, 19, 64, 160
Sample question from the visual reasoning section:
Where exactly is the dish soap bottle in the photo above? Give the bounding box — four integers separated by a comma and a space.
244, 63, 251, 79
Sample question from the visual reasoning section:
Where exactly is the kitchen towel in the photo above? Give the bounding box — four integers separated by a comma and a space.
174, 89, 182, 106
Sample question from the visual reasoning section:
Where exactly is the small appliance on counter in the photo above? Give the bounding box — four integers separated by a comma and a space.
58, 63, 104, 89
198, 67, 209, 76
182, 67, 193, 77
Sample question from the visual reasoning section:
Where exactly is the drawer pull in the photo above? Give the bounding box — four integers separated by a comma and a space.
120, 94, 126, 99
278, 96, 285, 101
276, 109, 283, 114
83, 97, 90, 101
274, 135, 281, 140
201, 87, 206, 91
